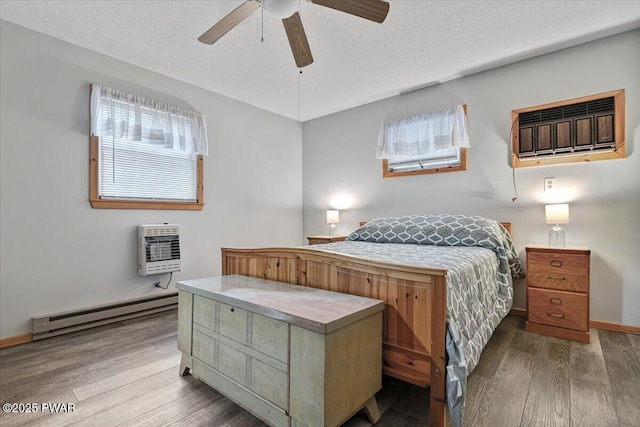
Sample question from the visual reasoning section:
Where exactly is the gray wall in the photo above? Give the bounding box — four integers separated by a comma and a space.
0, 21, 303, 339
302, 30, 640, 326
1, 21, 638, 339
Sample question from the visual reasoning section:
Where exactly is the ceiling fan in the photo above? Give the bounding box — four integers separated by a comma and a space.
198, 0, 390, 68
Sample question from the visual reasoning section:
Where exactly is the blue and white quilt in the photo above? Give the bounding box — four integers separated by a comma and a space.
311, 214, 524, 427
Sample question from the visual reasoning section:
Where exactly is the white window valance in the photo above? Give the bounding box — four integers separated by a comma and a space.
90, 84, 208, 155
376, 104, 470, 159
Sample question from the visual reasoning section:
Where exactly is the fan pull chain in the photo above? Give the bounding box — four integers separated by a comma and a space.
261, 4, 264, 42
298, 68, 302, 126
297, 0, 302, 127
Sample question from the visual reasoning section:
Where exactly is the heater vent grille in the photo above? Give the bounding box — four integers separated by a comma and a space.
144, 225, 180, 237
138, 224, 182, 276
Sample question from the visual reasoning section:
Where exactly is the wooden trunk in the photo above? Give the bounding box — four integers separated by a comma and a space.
177, 275, 385, 427
222, 247, 448, 427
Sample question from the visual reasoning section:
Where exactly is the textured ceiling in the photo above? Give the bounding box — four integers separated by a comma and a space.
1, 1, 640, 121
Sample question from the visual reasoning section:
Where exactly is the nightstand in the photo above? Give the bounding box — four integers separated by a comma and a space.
525, 244, 591, 343
307, 235, 347, 245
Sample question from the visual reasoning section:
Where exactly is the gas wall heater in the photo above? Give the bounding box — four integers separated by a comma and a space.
138, 224, 181, 276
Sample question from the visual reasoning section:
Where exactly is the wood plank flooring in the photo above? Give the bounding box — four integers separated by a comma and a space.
0, 311, 638, 426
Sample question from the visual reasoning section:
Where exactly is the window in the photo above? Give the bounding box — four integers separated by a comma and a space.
512, 90, 625, 168
378, 105, 469, 178
90, 85, 207, 210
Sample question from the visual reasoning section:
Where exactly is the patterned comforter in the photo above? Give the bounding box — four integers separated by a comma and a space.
310, 214, 524, 427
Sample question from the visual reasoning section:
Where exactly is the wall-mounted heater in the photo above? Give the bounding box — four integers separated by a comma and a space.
138, 224, 181, 276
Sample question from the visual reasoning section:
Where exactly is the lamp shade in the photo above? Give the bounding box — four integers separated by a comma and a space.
326, 210, 340, 224
545, 204, 569, 224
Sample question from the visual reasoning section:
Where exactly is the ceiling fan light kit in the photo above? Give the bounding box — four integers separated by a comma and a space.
199, 0, 390, 68
262, 0, 299, 19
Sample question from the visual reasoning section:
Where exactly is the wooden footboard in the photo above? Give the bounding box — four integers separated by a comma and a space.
222, 247, 448, 427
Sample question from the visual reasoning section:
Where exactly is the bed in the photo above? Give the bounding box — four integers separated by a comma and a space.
221, 214, 524, 427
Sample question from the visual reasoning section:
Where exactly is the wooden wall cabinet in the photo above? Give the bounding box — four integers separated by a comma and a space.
512, 89, 625, 168
525, 245, 591, 343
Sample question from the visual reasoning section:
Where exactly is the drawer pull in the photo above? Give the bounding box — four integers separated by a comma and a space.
547, 312, 565, 319
230, 307, 235, 312
547, 275, 566, 281
550, 260, 563, 268
550, 298, 562, 305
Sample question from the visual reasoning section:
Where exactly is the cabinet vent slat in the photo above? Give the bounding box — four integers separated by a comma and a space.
519, 97, 614, 125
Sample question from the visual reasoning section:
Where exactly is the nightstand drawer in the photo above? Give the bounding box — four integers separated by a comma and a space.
527, 252, 588, 292
528, 287, 588, 331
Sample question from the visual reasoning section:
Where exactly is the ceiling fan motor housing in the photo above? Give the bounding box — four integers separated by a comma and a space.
261, 0, 299, 19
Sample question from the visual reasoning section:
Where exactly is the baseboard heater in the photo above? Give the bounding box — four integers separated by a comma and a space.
32, 292, 178, 340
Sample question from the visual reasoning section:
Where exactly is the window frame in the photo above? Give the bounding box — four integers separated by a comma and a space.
382, 148, 467, 178
89, 136, 204, 210
511, 89, 625, 168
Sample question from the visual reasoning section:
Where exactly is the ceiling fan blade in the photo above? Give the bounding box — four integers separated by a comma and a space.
198, 0, 260, 45
282, 12, 314, 68
312, 0, 389, 23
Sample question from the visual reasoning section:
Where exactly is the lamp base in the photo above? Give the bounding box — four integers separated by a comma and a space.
328, 224, 337, 236
548, 225, 565, 247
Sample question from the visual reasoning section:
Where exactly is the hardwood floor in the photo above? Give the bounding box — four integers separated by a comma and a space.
0, 311, 638, 426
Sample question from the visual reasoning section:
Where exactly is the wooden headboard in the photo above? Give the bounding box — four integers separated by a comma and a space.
501, 222, 512, 235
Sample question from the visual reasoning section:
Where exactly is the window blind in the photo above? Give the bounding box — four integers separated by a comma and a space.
99, 138, 198, 201
387, 148, 461, 173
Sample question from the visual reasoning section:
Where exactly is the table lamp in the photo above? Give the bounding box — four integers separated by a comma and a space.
545, 203, 569, 247
326, 210, 339, 236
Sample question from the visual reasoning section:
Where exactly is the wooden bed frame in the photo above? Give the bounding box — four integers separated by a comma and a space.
221, 222, 511, 427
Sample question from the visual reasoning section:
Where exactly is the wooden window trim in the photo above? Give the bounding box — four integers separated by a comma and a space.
89, 136, 204, 210
511, 89, 625, 168
382, 104, 468, 178
382, 148, 467, 178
